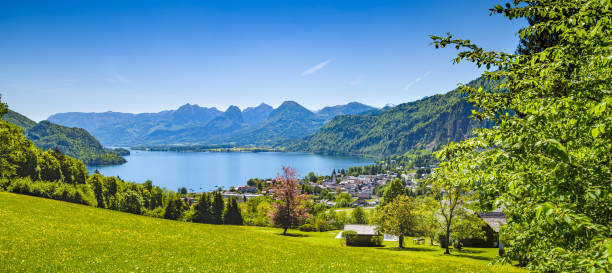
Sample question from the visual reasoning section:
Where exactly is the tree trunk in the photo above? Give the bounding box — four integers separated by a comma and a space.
283, 226, 288, 235
445, 223, 451, 254
399, 235, 404, 248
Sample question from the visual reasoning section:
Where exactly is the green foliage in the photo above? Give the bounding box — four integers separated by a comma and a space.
118, 190, 144, 215
298, 223, 315, 232
431, 0, 611, 271
341, 230, 357, 238
191, 192, 213, 223
0, 120, 38, 179
335, 192, 353, 208
223, 198, 244, 225
374, 195, 420, 248
382, 178, 405, 205
351, 206, 367, 224
164, 194, 185, 220
1, 177, 96, 206
0, 95, 7, 118
211, 191, 225, 224
315, 217, 331, 232
242, 196, 272, 226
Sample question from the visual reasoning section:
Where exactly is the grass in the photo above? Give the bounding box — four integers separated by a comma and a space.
0, 192, 525, 272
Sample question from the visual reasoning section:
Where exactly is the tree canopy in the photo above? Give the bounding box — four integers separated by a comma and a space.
431, 0, 611, 271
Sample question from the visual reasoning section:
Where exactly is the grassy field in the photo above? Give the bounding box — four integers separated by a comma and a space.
0, 192, 525, 272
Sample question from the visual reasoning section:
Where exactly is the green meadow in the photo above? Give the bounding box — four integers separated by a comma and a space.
0, 192, 524, 272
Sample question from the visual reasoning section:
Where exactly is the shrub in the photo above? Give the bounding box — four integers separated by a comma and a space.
143, 207, 165, 218
4, 178, 96, 206
370, 235, 383, 246
298, 224, 315, 232
315, 217, 331, 232
341, 230, 357, 238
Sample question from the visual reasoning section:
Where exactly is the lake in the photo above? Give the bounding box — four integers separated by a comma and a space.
87, 150, 372, 192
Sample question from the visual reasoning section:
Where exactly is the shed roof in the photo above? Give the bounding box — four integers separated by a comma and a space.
478, 210, 507, 233
343, 224, 378, 235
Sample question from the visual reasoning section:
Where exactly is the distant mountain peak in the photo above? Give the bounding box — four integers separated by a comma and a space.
242, 103, 273, 126
278, 101, 301, 108
225, 105, 241, 113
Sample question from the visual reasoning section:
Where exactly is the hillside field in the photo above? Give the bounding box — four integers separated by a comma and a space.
0, 192, 524, 272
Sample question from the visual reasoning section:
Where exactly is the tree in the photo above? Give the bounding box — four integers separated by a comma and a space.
430, 164, 471, 255
335, 192, 352, 208
449, 213, 486, 251
351, 206, 367, 224
38, 150, 63, 182
374, 195, 419, 248
382, 178, 405, 205
271, 166, 309, 235
178, 187, 188, 195
164, 194, 185, 220
192, 193, 212, 223
149, 186, 164, 209
87, 173, 106, 208
118, 190, 144, 215
416, 197, 440, 245
223, 198, 243, 225
211, 191, 224, 224
0, 94, 7, 117
431, 1, 611, 271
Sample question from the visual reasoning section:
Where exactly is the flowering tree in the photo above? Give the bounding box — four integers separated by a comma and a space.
270, 166, 310, 235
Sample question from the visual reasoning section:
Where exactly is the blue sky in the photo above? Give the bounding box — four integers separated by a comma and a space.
0, 0, 526, 121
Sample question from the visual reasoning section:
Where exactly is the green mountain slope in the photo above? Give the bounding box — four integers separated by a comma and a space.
2, 112, 128, 165
287, 77, 496, 156
2, 110, 36, 131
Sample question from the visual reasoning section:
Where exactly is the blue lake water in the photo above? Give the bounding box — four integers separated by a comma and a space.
87, 150, 372, 192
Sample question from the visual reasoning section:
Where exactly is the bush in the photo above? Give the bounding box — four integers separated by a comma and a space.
143, 207, 165, 218
315, 218, 331, 232
370, 235, 383, 246
4, 178, 96, 206
341, 230, 357, 238
298, 224, 315, 232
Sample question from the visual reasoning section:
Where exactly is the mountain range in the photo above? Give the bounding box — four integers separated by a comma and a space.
46, 76, 497, 157
48, 102, 377, 146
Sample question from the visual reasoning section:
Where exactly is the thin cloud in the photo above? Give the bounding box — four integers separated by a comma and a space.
404, 71, 431, 90
302, 59, 332, 76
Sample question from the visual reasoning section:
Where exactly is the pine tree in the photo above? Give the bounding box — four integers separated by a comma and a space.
164, 194, 184, 220
192, 193, 212, 223
211, 191, 225, 224
223, 198, 243, 225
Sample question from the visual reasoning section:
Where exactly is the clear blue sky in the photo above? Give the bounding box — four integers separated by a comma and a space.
0, 0, 526, 121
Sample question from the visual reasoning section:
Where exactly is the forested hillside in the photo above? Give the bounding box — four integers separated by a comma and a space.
287, 77, 497, 156
2, 111, 128, 165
